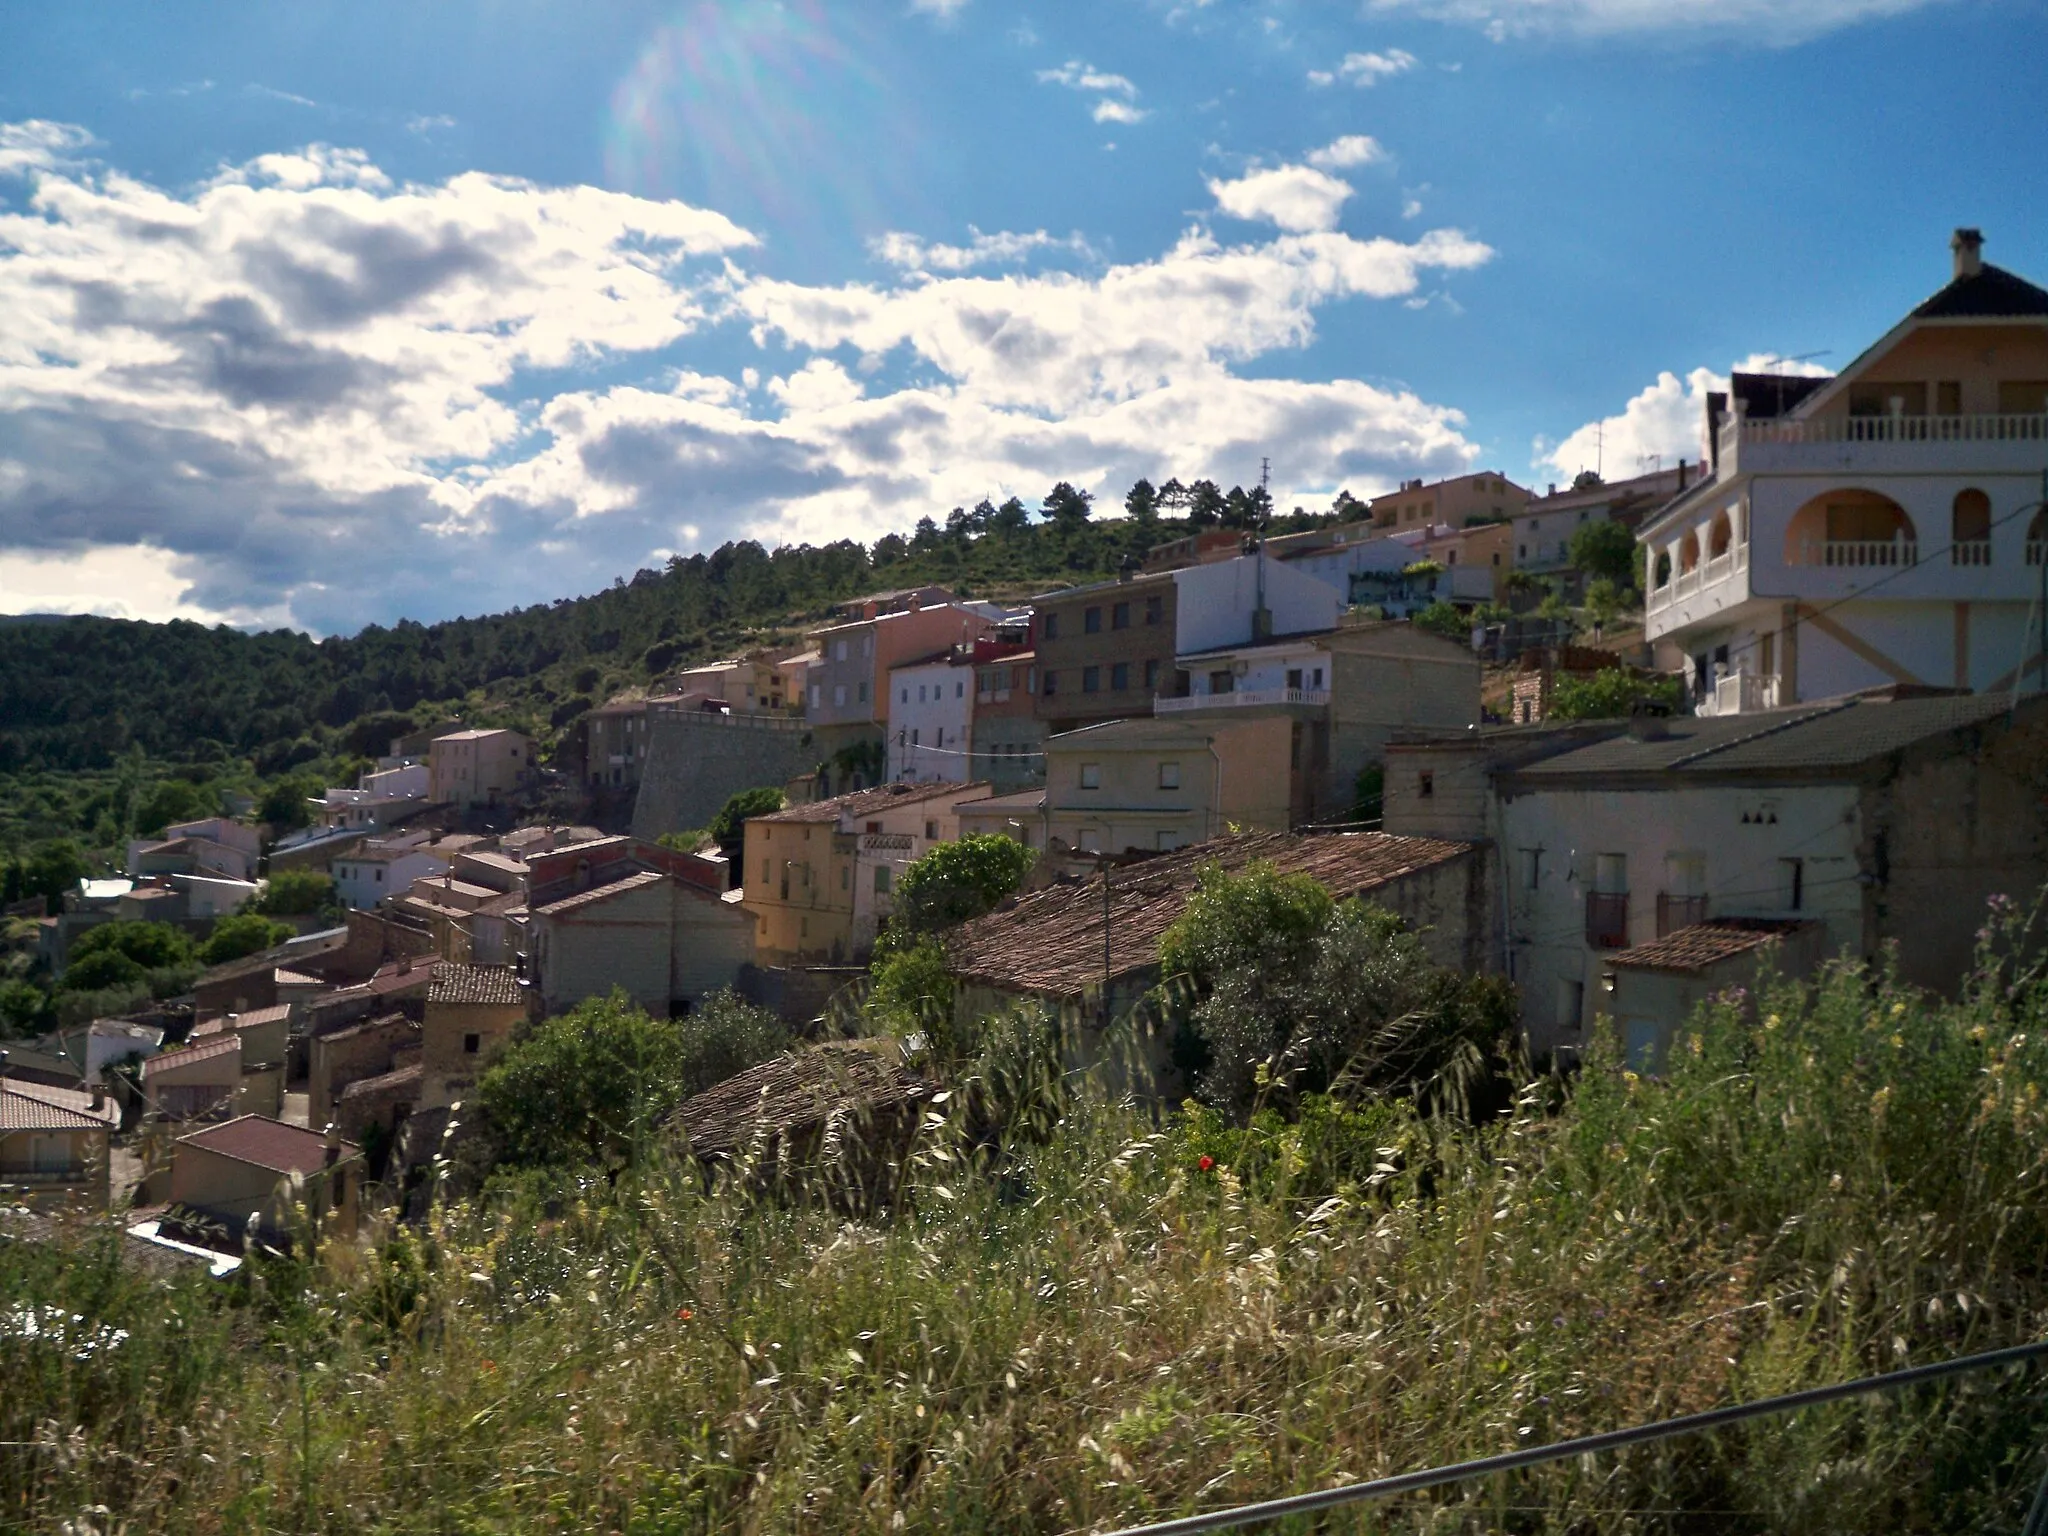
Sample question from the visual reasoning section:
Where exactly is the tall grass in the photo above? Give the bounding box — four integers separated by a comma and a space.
7, 912, 2048, 1532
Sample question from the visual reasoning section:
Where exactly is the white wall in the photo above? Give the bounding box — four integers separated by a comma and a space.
886, 659, 973, 782
1279, 538, 1413, 602
1173, 554, 1341, 654
333, 850, 449, 911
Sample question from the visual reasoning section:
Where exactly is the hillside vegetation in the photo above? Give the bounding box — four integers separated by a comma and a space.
8, 904, 2048, 1532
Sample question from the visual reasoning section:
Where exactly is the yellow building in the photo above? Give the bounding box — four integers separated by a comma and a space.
428, 728, 534, 808
419, 963, 528, 1109
0, 1076, 118, 1209
168, 1116, 362, 1247
1041, 714, 1301, 856
1370, 470, 1532, 533
741, 780, 994, 963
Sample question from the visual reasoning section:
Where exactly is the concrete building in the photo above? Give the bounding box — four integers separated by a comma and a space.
1383, 690, 2048, 1061
969, 649, 1043, 794
1642, 230, 2048, 714
332, 834, 452, 911
803, 600, 1001, 754
1371, 470, 1532, 534
584, 698, 653, 790
887, 648, 976, 783
167, 1117, 361, 1247
428, 728, 533, 808
1513, 464, 1696, 584
741, 780, 995, 963
312, 761, 429, 831
0, 1074, 118, 1209
1041, 714, 1299, 854
526, 865, 756, 1019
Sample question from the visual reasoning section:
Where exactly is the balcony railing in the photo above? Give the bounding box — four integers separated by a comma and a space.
1952, 541, 1993, 567
1697, 670, 1780, 717
1656, 893, 1709, 938
1648, 542, 1746, 614
1585, 891, 1630, 950
1155, 686, 1331, 713
2030, 541, 2047, 568
1793, 537, 1918, 568
1738, 412, 2048, 445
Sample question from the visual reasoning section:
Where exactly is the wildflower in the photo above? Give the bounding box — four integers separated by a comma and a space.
480, 1359, 496, 1372
1871, 1085, 1892, 1119
1197, 1155, 1216, 1173
1764, 1014, 1781, 1032
676, 1307, 694, 1322
1890, 1033, 1905, 1050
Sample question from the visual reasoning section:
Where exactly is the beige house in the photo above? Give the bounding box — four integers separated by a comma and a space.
0, 1075, 118, 1209
1606, 919, 1827, 1071
419, 963, 528, 1108
189, 1003, 290, 1072
1041, 715, 1296, 855
583, 697, 652, 789
1371, 470, 1532, 533
526, 864, 756, 1018
168, 1117, 362, 1247
428, 729, 533, 808
741, 780, 995, 963
141, 1033, 280, 1124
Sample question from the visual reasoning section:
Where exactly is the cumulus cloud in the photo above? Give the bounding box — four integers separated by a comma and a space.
1534, 353, 1832, 482
0, 120, 94, 176
1306, 135, 1388, 170
1367, 0, 1938, 39
1308, 49, 1418, 87
1207, 164, 1355, 233
1037, 59, 1150, 123
0, 124, 1495, 630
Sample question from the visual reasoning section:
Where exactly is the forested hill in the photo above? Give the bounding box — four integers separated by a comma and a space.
0, 492, 1330, 775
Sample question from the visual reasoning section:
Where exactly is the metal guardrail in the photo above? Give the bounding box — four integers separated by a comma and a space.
1103, 1338, 2048, 1536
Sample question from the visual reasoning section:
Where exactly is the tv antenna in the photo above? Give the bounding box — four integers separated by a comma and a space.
1754, 349, 1832, 373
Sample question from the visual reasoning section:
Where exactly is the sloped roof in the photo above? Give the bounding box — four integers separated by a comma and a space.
758, 780, 992, 824
1910, 261, 2048, 319
1611, 918, 1819, 975
672, 1041, 933, 1158
0, 1077, 118, 1132
192, 1004, 291, 1039
947, 830, 1473, 999
338, 1061, 423, 1101
532, 868, 666, 917
142, 1033, 242, 1078
427, 963, 525, 1007
177, 1115, 357, 1176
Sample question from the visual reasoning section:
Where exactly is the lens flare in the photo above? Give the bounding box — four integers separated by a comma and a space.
605, 1, 915, 242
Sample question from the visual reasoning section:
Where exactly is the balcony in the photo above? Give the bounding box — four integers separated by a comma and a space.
1656, 893, 1709, 938
1585, 891, 1630, 949
1719, 411, 2048, 477
1695, 670, 1780, 717
1154, 686, 1330, 713
1952, 541, 1993, 567
1647, 543, 1748, 617
1792, 537, 1918, 568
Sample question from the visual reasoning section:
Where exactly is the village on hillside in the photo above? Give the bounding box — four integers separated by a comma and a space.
4, 228, 2047, 1278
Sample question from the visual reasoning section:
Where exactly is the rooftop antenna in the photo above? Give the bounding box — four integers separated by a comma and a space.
1595, 422, 1603, 480
1754, 349, 1832, 373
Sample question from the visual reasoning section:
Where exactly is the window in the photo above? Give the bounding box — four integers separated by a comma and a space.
1418, 770, 1434, 798
1311, 666, 1324, 688
917, 685, 926, 702
1043, 671, 1058, 696
1083, 665, 1101, 693
375, 868, 383, 883
810, 684, 821, 708
874, 866, 892, 893
1780, 857, 1805, 911
925, 820, 938, 839
902, 688, 910, 704
1937, 380, 1963, 416
858, 681, 869, 703
1209, 669, 1233, 694
1111, 662, 1129, 691
1146, 595, 1163, 625
840, 867, 848, 890
834, 684, 847, 707
1112, 601, 1130, 629
911, 728, 920, 746
1595, 853, 1628, 894
1158, 760, 1180, 789
1286, 667, 1303, 689
1043, 612, 1059, 641
1520, 848, 1542, 890
955, 681, 964, 698
834, 639, 848, 661
1084, 607, 1102, 635
1144, 658, 1159, 690
463, 1032, 482, 1055
1079, 762, 1102, 789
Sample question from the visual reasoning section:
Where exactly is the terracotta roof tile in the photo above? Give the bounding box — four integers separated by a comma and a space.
177, 1115, 357, 1176
142, 1034, 242, 1077
0, 1078, 118, 1131
672, 1042, 932, 1157
947, 830, 1473, 1000
759, 780, 991, 824
1610, 918, 1819, 975
427, 963, 525, 1007
532, 868, 665, 917
191, 1004, 291, 1039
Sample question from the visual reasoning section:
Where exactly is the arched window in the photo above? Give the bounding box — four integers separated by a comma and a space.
1653, 550, 1672, 588
1707, 512, 1733, 559
1679, 530, 1701, 573
2029, 508, 2048, 566
1784, 489, 1917, 567
1952, 489, 1992, 566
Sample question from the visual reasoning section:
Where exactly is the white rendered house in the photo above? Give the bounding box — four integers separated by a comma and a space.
1641, 229, 2048, 714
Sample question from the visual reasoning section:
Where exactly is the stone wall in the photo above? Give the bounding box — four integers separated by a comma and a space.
631, 710, 829, 840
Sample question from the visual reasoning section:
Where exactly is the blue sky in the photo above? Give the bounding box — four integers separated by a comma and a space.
1, 0, 2043, 631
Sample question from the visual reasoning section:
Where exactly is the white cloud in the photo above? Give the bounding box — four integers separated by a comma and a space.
1534, 353, 1831, 482
1037, 59, 1150, 123
911, 0, 970, 13
0, 120, 94, 177
248, 84, 319, 108
1306, 135, 1387, 170
1312, 49, 1418, 87
1207, 164, 1355, 233
406, 114, 457, 135
1093, 100, 1150, 124
0, 123, 1495, 630
1368, 0, 1939, 39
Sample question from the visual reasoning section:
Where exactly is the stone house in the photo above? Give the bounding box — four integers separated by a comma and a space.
0, 1074, 118, 1209
167, 1117, 362, 1248
428, 728, 533, 808
310, 1011, 421, 1129
419, 963, 528, 1109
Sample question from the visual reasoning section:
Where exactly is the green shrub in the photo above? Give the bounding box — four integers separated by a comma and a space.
876, 833, 1036, 954
1550, 666, 1682, 720
68, 919, 195, 972
1412, 600, 1471, 641
196, 911, 294, 967
253, 868, 335, 916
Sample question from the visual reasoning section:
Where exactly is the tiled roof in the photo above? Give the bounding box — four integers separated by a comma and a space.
0, 1078, 118, 1131
177, 1115, 357, 1176
142, 1034, 242, 1077
338, 1061, 422, 1100
410, 877, 498, 902
1610, 919, 1818, 975
274, 968, 324, 987
758, 780, 992, 824
947, 830, 1473, 999
1508, 693, 2026, 782
1046, 717, 1227, 749
427, 963, 525, 1007
316, 1010, 417, 1045
1910, 261, 2048, 319
192, 1004, 290, 1039
533, 868, 666, 916
672, 1042, 932, 1157
959, 787, 1048, 814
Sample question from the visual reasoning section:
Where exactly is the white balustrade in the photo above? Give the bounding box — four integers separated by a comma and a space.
1741, 413, 2048, 445
1155, 686, 1331, 713
1796, 538, 1918, 568
1951, 541, 1993, 567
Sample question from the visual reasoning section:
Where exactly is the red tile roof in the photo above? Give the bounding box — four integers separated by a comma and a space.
947, 830, 1473, 1000
1610, 919, 1818, 975
142, 1033, 242, 1077
427, 963, 526, 1007
177, 1115, 357, 1176
191, 1003, 291, 1039
758, 780, 991, 824
0, 1077, 119, 1131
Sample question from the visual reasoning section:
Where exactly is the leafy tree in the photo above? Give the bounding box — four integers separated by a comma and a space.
1549, 668, 1683, 721
1155, 477, 1189, 512
1041, 481, 1094, 532
21, 839, 88, 908
259, 774, 322, 832
878, 833, 1037, 951
1221, 484, 1273, 531
0, 977, 52, 1038
866, 937, 957, 1044
945, 506, 975, 544
254, 869, 337, 916
1585, 577, 1625, 627
707, 786, 785, 886
132, 778, 212, 836
911, 516, 942, 551
989, 496, 1032, 538
1332, 488, 1367, 522
197, 912, 295, 968
1412, 601, 1472, 642
1185, 479, 1226, 529
69, 919, 195, 971
1569, 517, 1637, 587
61, 947, 147, 993
479, 988, 785, 1169
873, 532, 908, 567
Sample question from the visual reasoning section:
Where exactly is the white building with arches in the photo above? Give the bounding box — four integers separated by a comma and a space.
1641, 228, 2048, 713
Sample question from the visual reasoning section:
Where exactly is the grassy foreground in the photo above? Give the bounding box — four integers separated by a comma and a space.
9, 927, 2048, 1533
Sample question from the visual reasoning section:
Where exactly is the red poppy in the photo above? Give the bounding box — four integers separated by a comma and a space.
479, 1359, 496, 1372
1197, 1155, 1215, 1172
676, 1307, 694, 1321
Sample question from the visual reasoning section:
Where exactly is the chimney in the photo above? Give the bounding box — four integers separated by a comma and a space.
324, 1122, 343, 1166
1952, 227, 1983, 280
90, 1083, 106, 1112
